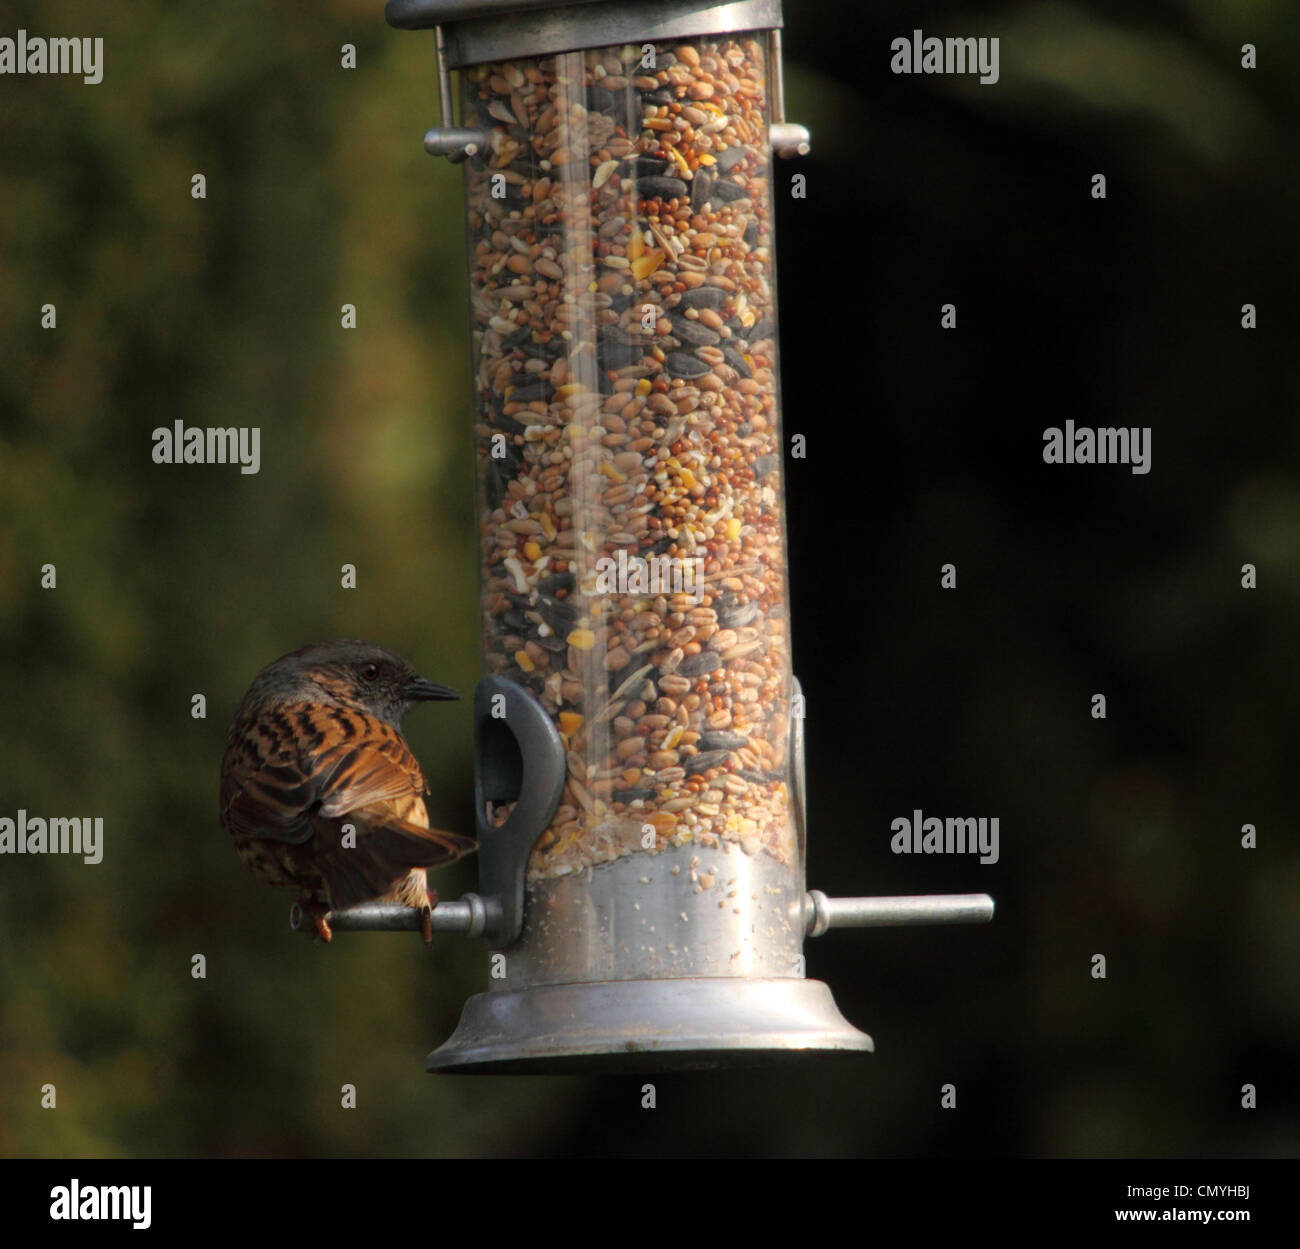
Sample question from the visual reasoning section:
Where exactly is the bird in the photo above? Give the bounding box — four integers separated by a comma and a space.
219, 639, 475, 943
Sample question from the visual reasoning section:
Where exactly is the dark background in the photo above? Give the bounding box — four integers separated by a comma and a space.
1, 0, 1296, 1157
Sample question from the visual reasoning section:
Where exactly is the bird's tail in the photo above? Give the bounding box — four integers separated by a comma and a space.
313, 814, 477, 912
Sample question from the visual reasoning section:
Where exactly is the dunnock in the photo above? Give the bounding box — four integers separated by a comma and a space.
220, 640, 474, 942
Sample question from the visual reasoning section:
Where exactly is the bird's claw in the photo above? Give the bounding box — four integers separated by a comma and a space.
295, 900, 332, 943
419, 888, 439, 945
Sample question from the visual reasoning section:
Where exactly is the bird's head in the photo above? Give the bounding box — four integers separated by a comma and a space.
246, 639, 458, 727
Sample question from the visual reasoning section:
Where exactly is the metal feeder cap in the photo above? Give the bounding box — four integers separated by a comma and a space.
385, 0, 784, 68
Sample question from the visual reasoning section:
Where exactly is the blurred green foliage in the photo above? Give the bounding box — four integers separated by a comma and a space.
0, 0, 573, 1157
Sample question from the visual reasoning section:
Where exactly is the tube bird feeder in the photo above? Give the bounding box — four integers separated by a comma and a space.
306, 0, 994, 1072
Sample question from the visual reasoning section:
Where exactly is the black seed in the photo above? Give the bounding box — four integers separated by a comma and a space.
674, 321, 720, 348
719, 600, 760, 628
613, 788, 656, 803
636, 175, 689, 201
752, 455, 779, 481
687, 750, 731, 774
632, 157, 670, 177
538, 571, 575, 594
747, 316, 774, 343
723, 346, 750, 377
691, 172, 714, 213
539, 595, 579, 628
677, 651, 722, 676
664, 351, 711, 379
485, 461, 505, 509
506, 378, 553, 403
708, 179, 748, 204
714, 146, 746, 173
678, 286, 728, 311
601, 343, 645, 369
490, 411, 526, 436
743, 221, 759, 249
699, 731, 750, 752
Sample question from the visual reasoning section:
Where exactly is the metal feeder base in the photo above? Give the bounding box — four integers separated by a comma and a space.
427, 977, 873, 1074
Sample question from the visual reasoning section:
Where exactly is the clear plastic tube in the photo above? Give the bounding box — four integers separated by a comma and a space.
463, 34, 794, 880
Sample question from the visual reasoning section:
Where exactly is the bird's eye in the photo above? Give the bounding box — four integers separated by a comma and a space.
361, 663, 380, 682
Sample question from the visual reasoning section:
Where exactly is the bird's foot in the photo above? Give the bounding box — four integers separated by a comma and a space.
418, 888, 439, 945
300, 899, 332, 943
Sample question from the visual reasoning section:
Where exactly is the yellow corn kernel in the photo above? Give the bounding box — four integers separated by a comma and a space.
631, 251, 665, 280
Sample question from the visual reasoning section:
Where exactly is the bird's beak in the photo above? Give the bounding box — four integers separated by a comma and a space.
405, 675, 460, 702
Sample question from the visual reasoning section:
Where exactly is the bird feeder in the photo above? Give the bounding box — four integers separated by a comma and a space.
303, 0, 993, 1072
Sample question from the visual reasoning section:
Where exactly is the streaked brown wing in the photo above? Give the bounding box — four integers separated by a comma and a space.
220, 703, 427, 845
313, 721, 429, 820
